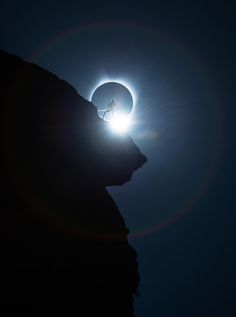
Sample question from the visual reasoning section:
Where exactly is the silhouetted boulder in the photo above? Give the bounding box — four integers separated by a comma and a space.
0, 50, 146, 316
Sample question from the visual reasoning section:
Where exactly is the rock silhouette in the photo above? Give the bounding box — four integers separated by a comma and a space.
0, 50, 147, 316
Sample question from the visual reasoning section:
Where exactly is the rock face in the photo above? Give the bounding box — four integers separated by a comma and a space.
0, 50, 146, 316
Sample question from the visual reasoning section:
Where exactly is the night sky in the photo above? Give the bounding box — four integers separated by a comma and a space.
1, 1, 235, 316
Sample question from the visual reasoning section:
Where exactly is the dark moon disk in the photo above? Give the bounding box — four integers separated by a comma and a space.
91, 82, 134, 119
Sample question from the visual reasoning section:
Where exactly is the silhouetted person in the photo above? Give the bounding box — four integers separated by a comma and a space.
102, 98, 119, 120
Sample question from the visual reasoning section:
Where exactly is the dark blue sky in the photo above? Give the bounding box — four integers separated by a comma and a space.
1, 1, 235, 316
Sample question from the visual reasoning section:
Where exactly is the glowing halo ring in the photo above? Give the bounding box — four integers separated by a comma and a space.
90, 79, 137, 117
27, 21, 225, 239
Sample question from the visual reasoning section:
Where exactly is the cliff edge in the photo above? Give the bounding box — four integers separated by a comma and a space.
0, 50, 147, 317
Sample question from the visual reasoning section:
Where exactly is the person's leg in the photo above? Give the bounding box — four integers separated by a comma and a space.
103, 110, 110, 119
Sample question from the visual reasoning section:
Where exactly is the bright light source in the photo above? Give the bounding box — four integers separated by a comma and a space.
109, 114, 131, 134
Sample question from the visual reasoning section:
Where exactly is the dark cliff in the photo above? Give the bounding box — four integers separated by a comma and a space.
0, 50, 146, 316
